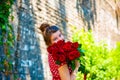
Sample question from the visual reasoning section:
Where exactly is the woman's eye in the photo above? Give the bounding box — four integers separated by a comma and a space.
59, 34, 61, 37
53, 38, 57, 41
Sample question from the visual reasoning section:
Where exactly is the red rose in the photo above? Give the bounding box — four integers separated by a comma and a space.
52, 54, 59, 61
63, 41, 72, 51
47, 40, 80, 65
58, 48, 64, 54
74, 51, 80, 58
58, 54, 66, 62
68, 50, 80, 60
56, 40, 65, 48
47, 46, 52, 53
72, 42, 79, 49
47, 44, 55, 53
68, 51, 76, 60
47, 46, 58, 54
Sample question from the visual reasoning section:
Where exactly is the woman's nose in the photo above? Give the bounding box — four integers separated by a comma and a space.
58, 37, 63, 41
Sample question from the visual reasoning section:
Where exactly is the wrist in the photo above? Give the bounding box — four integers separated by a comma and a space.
73, 68, 78, 75
74, 67, 78, 73
72, 71, 77, 76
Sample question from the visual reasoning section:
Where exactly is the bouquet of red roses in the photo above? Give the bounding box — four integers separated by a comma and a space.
47, 40, 80, 70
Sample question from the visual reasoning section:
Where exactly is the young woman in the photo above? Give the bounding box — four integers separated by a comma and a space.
39, 23, 80, 80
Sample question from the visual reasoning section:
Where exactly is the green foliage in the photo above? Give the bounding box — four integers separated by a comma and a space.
107, 42, 120, 80
72, 28, 120, 80
0, 0, 15, 77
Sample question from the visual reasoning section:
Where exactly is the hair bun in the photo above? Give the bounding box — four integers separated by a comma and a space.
39, 23, 50, 33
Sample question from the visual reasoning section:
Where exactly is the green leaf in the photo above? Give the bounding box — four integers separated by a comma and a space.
0, 41, 3, 45
77, 48, 85, 56
8, 24, 13, 31
7, 40, 13, 47
2, 25, 6, 30
70, 60, 76, 71
56, 61, 61, 65
10, 15, 14, 21
78, 64, 85, 73
0, 35, 3, 45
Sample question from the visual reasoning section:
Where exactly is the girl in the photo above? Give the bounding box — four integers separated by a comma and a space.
39, 23, 80, 80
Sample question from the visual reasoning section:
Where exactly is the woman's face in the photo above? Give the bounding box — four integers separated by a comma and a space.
51, 30, 64, 44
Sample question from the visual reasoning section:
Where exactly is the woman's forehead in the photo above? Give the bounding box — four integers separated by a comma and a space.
51, 30, 61, 37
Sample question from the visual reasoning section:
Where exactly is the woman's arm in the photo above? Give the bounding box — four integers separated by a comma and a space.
58, 60, 80, 80
58, 64, 71, 80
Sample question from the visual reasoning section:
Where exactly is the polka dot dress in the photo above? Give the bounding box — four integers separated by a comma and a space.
48, 53, 72, 80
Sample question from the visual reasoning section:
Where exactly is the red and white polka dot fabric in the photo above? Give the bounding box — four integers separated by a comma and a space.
48, 53, 72, 80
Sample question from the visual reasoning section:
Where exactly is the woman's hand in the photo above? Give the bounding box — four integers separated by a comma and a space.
75, 60, 80, 69
70, 60, 80, 80
70, 72, 77, 80
74, 60, 80, 73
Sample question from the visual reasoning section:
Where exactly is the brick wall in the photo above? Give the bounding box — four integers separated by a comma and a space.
9, 0, 120, 80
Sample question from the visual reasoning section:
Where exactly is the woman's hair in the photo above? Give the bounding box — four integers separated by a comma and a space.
39, 23, 60, 46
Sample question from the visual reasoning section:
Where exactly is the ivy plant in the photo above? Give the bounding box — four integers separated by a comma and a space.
0, 0, 15, 76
